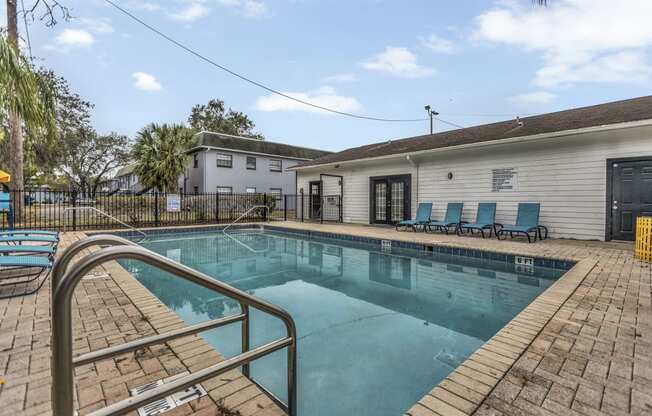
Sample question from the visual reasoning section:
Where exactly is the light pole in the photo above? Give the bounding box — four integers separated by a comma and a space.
424, 105, 439, 134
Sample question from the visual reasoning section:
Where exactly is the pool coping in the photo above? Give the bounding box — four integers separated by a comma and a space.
91, 222, 598, 416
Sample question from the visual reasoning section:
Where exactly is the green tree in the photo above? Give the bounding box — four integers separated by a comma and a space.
133, 123, 195, 193
0, 33, 56, 219
4, 0, 69, 195
60, 129, 130, 197
188, 99, 263, 139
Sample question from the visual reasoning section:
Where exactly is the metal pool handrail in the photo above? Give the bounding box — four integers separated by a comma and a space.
65, 206, 148, 241
51, 234, 136, 291
51, 242, 297, 416
222, 205, 269, 233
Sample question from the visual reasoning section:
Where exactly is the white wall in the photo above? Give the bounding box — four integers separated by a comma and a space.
297, 125, 652, 240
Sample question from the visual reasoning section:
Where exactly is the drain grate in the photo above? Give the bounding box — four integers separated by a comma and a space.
381, 240, 392, 251
83, 271, 111, 280
130, 372, 207, 416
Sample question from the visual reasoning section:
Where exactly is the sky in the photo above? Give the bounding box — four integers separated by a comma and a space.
5, 0, 652, 152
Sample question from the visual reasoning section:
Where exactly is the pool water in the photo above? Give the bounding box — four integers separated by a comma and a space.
121, 230, 564, 416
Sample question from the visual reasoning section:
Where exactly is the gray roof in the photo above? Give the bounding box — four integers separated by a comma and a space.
115, 164, 136, 177
296, 95, 652, 168
191, 132, 331, 160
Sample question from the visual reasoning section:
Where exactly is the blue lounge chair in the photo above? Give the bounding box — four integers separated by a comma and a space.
460, 203, 497, 238
0, 229, 59, 239
0, 235, 58, 244
0, 253, 53, 299
0, 192, 13, 228
427, 203, 464, 234
396, 202, 432, 232
497, 203, 541, 243
0, 245, 55, 255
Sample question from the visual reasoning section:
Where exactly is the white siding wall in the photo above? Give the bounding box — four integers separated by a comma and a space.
297, 125, 652, 240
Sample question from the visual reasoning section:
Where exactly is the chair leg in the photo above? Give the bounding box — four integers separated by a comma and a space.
480, 229, 485, 238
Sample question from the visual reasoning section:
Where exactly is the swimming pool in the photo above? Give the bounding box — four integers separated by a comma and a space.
120, 228, 565, 416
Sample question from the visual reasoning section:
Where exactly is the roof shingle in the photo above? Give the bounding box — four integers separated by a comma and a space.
296, 95, 652, 168
191, 132, 331, 160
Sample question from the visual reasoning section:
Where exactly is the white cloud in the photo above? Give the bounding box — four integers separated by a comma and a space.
132, 72, 162, 92
322, 73, 358, 83
510, 91, 557, 105
55, 29, 94, 48
78, 17, 114, 34
217, 0, 268, 19
169, 2, 210, 21
474, 0, 652, 87
255, 86, 361, 114
420, 33, 455, 54
361, 47, 434, 78
126, 1, 162, 12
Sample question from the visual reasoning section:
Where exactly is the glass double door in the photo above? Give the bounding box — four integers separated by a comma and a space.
370, 175, 411, 224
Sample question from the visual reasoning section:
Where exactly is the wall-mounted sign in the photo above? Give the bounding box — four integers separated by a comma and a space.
166, 194, 181, 212
492, 168, 518, 192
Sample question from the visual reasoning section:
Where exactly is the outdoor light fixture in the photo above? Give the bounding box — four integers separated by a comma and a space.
424, 105, 439, 134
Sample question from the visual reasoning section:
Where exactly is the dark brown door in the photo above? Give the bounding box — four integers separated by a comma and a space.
610, 159, 652, 240
370, 175, 411, 224
309, 181, 321, 219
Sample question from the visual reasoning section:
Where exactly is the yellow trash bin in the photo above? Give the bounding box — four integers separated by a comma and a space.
635, 217, 652, 262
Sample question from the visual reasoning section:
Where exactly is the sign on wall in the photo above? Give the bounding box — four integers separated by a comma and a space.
492, 168, 518, 192
166, 194, 181, 212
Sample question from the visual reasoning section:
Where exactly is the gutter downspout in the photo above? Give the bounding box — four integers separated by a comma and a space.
406, 154, 419, 206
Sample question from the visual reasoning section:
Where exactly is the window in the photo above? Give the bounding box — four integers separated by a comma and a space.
269, 159, 282, 172
246, 187, 256, 194
193, 186, 199, 194
269, 188, 282, 197
193, 154, 198, 168
216, 153, 232, 168
246, 156, 256, 170
216, 186, 232, 194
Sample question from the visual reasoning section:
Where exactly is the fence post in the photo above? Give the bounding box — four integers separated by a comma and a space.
154, 192, 160, 227
71, 190, 77, 231
215, 192, 219, 222
263, 193, 268, 221
339, 195, 343, 223
300, 190, 304, 222
284, 194, 288, 221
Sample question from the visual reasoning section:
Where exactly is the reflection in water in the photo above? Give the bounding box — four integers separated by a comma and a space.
122, 231, 562, 416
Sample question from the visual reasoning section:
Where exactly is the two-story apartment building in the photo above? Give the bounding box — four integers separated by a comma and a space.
182, 132, 330, 196
108, 164, 144, 194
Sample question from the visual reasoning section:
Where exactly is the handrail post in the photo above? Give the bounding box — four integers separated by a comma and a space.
300, 190, 304, 222
241, 303, 250, 377
284, 195, 288, 221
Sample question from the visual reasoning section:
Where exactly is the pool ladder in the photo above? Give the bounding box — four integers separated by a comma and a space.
50, 234, 297, 416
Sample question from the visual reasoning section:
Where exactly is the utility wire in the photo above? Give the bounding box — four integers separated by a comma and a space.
103, 0, 466, 128
20, 0, 34, 61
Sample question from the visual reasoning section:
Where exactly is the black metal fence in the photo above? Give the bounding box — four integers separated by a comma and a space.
0, 190, 342, 231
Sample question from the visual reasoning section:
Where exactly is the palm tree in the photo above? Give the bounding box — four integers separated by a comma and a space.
133, 123, 195, 193
0, 34, 56, 219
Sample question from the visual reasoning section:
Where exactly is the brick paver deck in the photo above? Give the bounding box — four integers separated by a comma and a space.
0, 223, 650, 416
0, 232, 285, 416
